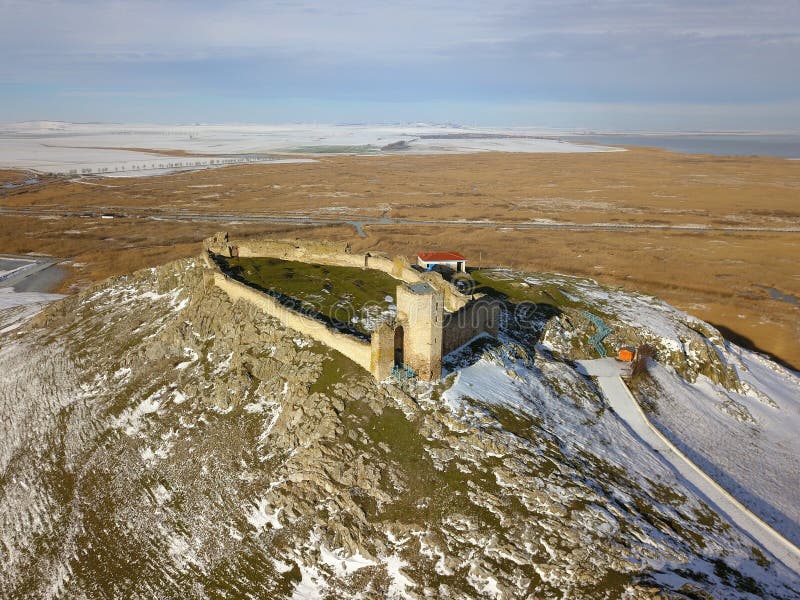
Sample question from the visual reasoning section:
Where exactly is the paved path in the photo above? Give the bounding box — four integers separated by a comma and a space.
578, 359, 800, 576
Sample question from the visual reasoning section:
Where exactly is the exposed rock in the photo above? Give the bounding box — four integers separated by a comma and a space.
0, 258, 797, 598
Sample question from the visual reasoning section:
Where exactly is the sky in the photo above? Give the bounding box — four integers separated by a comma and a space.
1, 0, 799, 130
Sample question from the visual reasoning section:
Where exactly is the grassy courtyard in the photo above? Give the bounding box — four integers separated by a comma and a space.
219, 256, 400, 337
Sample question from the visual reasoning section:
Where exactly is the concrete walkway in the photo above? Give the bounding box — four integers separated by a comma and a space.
577, 359, 800, 576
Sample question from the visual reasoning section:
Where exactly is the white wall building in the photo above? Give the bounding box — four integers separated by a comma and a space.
417, 252, 467, 273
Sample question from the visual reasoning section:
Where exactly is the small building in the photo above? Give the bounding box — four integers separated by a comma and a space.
417, 252, 466, 273
618, 347, 636, 362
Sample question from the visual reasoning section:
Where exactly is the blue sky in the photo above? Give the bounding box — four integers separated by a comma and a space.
1, 0, 799, 129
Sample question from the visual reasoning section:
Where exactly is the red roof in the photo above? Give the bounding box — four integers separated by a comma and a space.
418, 252, 466, 262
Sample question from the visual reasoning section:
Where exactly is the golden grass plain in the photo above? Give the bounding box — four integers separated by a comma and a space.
1, 148, 798, 368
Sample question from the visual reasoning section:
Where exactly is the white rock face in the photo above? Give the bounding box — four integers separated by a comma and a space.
0, 259, 798, 598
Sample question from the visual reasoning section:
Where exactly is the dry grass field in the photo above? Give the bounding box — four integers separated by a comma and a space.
1, 148, 798, 368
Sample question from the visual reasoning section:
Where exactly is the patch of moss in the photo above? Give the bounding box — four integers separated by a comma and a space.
647, 479, 688, 507
750, 546, 771, 569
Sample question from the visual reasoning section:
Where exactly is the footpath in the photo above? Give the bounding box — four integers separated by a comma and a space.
577, 358, 800, 577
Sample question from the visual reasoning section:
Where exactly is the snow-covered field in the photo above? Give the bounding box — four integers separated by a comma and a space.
441, 350, 800, 592
643, 351, 800, 547
0, 121, 620, 177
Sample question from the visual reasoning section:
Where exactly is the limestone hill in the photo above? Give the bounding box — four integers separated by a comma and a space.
0, 258, 799, 598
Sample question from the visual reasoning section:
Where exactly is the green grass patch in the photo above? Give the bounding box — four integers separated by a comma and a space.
219, 256, 400, 337
309, 350, 365, 396
472, 270, 581, 308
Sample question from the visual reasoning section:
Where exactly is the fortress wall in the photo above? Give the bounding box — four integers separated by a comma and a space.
237, 240, 365, 269
202, 233, 482, 381
370, 323, 396, 381
365, 255, 421, 284
212, 272, 373, 372
442, 297, 502, 356
232, 239, 427, 283
364, 255, 393, 273
205, 233, 429, 285
200, 250, 215, 269
420, 271, 472, 312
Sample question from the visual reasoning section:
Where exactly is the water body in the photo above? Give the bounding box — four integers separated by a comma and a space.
756, 285, 800, 306
0, 255, 67, 292
13, 266, 67, 293
2, 178, 39, 189
564, 134, 800, 159
0, 257, 33, 273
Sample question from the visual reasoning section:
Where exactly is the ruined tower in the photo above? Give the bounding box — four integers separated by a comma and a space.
395, 282, 444, 380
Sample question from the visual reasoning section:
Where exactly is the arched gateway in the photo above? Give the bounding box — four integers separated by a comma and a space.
393, 326, 404, 367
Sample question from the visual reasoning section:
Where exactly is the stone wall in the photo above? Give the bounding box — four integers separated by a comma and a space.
442, 297, 502, 356
419, 271, 472, 312
202, 232, 496, 383
212, 270, 374, 373
204, 233, 424, 285
370, 322, 396, 381
205, 232, 473, 311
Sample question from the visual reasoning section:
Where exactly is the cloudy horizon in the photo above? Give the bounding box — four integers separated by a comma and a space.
2, 0, 799, 130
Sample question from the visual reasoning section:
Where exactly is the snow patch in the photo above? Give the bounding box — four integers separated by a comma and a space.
246, 498, 283, 531
382, 554, 415, 598
319, 545, 376, 577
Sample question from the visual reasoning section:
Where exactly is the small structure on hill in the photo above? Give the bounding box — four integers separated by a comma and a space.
417, 252, 467, 273
202, 233, 499, 382
617, 347, 636, 362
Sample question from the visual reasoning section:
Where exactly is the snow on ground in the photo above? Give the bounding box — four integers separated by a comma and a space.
246, 498, 284, 532
318, 545, 376, 577
0, 122, 620, 177
382, 554, 416, 598
290, 564, 325, 600
642, 350, 800, 547
441, 348, 800, 586
525, 271, 698, 354
584, 361, 800, 575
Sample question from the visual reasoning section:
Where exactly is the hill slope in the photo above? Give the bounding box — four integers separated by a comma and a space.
0, 259, 798, 598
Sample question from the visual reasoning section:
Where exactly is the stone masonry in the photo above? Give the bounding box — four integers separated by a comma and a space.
202, 232, 500, 381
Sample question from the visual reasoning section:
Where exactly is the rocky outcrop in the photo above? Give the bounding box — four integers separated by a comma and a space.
0, 259, 795, 598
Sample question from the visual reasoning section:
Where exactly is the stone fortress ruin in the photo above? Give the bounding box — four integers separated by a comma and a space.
202, 232, 500, 381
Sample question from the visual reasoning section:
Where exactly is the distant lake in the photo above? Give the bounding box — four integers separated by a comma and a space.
563, 134, 800, 159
